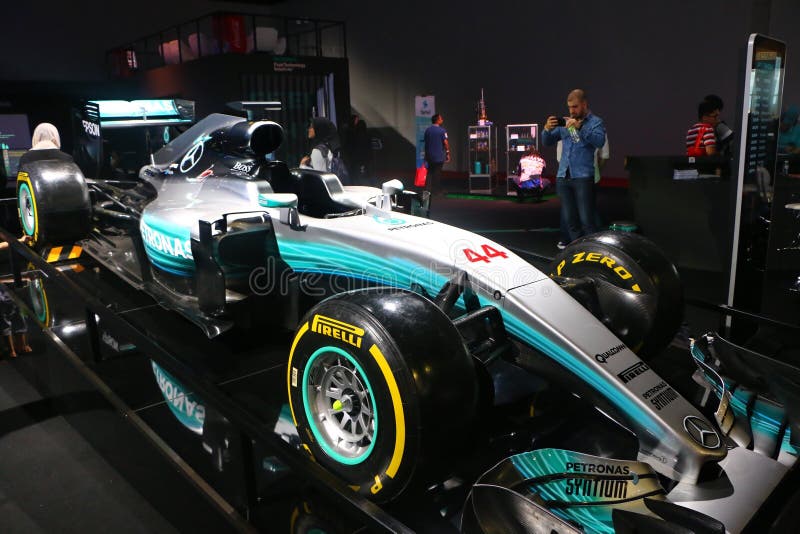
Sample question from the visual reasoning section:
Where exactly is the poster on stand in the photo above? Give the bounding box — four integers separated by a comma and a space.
415, 95, 435, 168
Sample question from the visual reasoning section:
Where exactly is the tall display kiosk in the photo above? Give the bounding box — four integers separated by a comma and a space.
728, 34, 787, 333
505, 124, 538, 196
468, 125, 493, 193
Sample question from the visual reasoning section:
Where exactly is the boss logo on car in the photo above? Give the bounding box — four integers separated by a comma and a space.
555, 252, 642, 292
82, 120, 100, 137
617, 362, 650, 383
311, 314, 364, 349
231, 161, 254, 173
595, 343, 626, 363
564, 478, 628, 499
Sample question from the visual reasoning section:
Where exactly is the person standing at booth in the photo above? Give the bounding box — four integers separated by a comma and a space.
703, 94, 734, 157
543, 89, 606, 243
423, 113, 450, 195
685, 100, 720, 156
555, 134, 609, 249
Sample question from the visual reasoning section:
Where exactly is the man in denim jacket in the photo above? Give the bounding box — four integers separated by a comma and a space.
542, 89, 606, 242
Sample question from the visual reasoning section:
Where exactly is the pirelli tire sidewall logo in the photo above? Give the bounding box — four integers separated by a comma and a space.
311, 314, 365, 349
554, 250, 643, 292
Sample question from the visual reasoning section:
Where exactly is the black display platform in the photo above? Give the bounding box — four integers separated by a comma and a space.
1, 188, 798, 532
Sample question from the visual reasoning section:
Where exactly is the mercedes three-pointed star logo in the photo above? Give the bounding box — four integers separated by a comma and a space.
179, 141, 205, 173
683, 415, 721, 449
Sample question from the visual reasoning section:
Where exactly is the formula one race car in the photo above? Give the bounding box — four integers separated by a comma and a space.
16, 110, 799, 532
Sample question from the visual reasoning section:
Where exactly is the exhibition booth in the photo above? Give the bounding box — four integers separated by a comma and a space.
0, 14, 800, 533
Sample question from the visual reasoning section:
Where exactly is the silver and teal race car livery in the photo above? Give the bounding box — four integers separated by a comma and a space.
16, 111, 798, 532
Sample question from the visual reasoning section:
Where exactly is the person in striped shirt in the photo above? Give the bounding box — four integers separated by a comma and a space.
686, 100, 720, 156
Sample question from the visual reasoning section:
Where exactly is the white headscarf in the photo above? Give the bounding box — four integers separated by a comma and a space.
31, 123, 61, 150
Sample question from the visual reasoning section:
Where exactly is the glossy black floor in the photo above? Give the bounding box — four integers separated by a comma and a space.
0, 184, 794, 533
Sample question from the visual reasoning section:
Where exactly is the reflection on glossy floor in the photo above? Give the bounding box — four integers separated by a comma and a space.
0, 187, 785, 533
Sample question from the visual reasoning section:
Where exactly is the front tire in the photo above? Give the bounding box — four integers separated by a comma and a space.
287, 288, 478, 502
549, 231, 683, 358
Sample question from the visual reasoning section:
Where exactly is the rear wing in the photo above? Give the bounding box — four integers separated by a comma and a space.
226, 101, 282, 121
72, 99, 195, 179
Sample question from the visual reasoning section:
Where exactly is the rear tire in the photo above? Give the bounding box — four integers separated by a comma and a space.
287, 288, 478, 502
549, 231, 683, 358
17, 160, 91, 246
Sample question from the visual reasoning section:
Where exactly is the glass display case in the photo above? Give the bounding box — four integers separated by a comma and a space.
468, 125, 493, 193
505, 124, 538, 196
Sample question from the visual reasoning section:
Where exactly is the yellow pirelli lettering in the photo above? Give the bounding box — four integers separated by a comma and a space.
311, 314, 365, 336
571, 252, 586, 263
585, 252, 601, 262
311, 314, 365, 349
556, 259, 566, 276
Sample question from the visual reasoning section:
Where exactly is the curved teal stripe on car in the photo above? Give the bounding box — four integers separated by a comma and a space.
510, 450, 615, 533
278, 240, 448, 295
751, 397, 785, 441
280, 238, 659, 434
140, 214, 195, 277
693, 339, 791, 451
692, 341, 797, 458
502, 313, 657, 433
280, 238, 664, 441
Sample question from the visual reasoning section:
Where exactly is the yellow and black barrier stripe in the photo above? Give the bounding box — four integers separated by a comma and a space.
42, 245, 83, 263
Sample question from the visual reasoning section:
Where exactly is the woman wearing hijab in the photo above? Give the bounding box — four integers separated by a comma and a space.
299, 117, 340, 172
18, 123, 73, 167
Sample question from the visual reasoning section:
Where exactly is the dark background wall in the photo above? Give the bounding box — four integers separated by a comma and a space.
2, 0, 797, 177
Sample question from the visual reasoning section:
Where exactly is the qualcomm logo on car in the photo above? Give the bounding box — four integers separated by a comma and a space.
140, 219, 193, 260
372, 215, 406, 225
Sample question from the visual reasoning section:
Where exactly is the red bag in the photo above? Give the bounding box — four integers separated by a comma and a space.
687, 124, 711, 157
414, 165, 428, 187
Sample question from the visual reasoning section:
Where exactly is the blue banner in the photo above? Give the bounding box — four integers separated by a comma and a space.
415, 96, 435, 168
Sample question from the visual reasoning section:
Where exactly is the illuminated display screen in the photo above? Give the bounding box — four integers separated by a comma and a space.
743, 39, 785, 181
0, 114, 32, 150
92, 100, 180, 119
